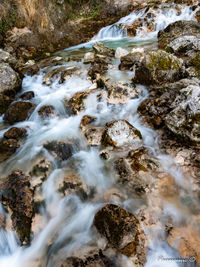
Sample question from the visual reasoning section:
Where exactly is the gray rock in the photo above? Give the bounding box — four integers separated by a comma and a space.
93, 42, 115, 57
158, 20, 200, 49
166, 85, 200, 143
0, 63, 21, 94
115, 47, 129, 59
83, 52, 95, 64
134, 50, 184, 85
166, 36, 200, 55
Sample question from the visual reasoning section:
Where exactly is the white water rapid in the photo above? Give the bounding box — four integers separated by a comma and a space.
0, 2, 200, 267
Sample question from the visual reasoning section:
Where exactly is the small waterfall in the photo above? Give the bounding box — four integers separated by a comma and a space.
94, 4, 199, 41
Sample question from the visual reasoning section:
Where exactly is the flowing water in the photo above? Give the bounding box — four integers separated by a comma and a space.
0, 2, 200, 267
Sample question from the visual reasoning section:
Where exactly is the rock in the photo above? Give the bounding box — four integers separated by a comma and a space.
4, 101, 35, 124
115, 47, 129, 59
84, 52, 95, 64
92, 42, 115, 57
101, 79, 142, 104
20, 91, 35, 100
114, 147, 159, 195
65, 89, 97, 115
127, 18, 143, 37
21, 64, 39, 76
0, 170, 33, 244
102, 119, 142, 148
94, 204, 145, 258
119, 52, 144, 70
80, 116, 104, 146
158, 20, 200, 49
88, 63, 108, 80
0, 139, 20, 162
59, 66, 81, 84
38, 105, 55, 118
54, 249, 117, 267
166, 36, 200, 55
43, 66, 69, 85
167, 227, 200, 266
191, 51, 200, 70
134, 50, 184, 85
165, 85, 200, 143
0, 93, 14, 115
4, 127, 27, 140
0, 49, 16, 65
0, 63, 21, 94
43, 141, 73, 161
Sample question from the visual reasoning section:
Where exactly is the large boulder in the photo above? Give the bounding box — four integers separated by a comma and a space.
166, 35, 200, 55
4, 101, 35, 124
165, 85, 200, 143
134, 50, 184, 85
158, 20, 200, 49
0, 170, 33, 244
102, 119, 142, 148
94, 204, 145, 260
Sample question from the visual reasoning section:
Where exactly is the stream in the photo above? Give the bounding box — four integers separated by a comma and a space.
0, 2, 199, 267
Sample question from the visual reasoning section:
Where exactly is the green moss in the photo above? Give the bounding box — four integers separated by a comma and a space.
192, 52, 200, 70
147, 51, 181, 71
0, 8, 16, 35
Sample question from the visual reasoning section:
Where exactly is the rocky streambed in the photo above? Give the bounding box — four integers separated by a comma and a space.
0, 1, 200, 267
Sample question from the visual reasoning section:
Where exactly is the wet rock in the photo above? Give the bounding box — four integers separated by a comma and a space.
4, 127, 27, 140
166, 36, 200, 55
43, 66, 69, 85
59, 66, 80, 84
119, 52, 144, 70
43, 141, 73, 161
0, 139, 20, 162
84, 52, 95, 64
158, 20, 200, 49
0, 63, 21, 94
93, 42, 115, 57
114, 147, 159, 194
102, 119, 142, 148
166, 85, 200, 143
101, 79, 142, 104
191, 51, 200, 70
4, 101, 35, 124
138, 91, 176, 128
134, 50, 184, 85
65, 88, 97, 115
80, 115, 104, 146
88, 63, 108, 80
127, 18, 143, 37
38, 105, 55, 118
115, 47, 129, 59
0, 170, 33, 244
20, 91, 35, 100
167, 227, 200, 266
55, 249, 117, 267
94, 204, 145, 259
0, 93, 14, 115
20, 63, 39, 76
